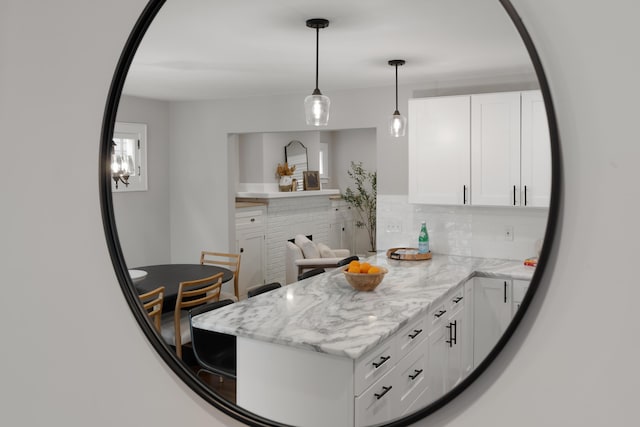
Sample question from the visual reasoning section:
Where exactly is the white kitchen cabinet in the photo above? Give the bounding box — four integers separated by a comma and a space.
473, 277, 512, 366
408, 90, 550, 207
328, 199, 355, 254
408, 96, 471, 205
511, 279, 530, 315
521, 90, 552, 207
424, 283, 472, 406
471, 92, 522, 206
473, 277, 531, 367
235, 205, 266, 299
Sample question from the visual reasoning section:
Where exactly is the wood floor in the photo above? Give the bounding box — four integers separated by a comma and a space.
189, 365, 237, 404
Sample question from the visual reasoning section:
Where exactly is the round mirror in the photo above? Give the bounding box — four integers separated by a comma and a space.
100, 0, 559, 426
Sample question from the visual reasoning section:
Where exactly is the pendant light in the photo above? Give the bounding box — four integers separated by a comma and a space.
304, 18, 330, 126
388, 59, 407, 137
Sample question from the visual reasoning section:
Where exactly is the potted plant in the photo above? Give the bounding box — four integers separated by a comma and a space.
342, 161, 377, 253
276, 162, 296, 191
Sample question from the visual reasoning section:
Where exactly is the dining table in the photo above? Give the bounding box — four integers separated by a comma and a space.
131, 264, 234, 312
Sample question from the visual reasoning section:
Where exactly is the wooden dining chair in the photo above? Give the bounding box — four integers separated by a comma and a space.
200, 251, 241, 300
160, 272, 223, 359
139, 286, 165, 332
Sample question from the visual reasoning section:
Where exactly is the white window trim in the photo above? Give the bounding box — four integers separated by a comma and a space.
111, 122, 148, 192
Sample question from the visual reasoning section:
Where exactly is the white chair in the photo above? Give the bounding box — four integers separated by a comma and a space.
285, 234, 351, 284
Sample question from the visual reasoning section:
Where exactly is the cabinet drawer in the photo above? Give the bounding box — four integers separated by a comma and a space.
355, 338, 397, 396
396, 339, 428, 416
235, 209, 264, 229
396, 315, 427, 360
428, 302, 447, 331
448, 287, 465, 315
354, 366, 398, 427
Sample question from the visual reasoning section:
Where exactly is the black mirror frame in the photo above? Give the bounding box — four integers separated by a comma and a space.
99, 1, 561, 426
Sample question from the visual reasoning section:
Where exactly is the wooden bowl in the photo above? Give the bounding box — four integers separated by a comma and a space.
343, 267, 388, 291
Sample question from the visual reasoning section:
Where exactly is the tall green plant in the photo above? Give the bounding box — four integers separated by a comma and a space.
342, 161, 377, 252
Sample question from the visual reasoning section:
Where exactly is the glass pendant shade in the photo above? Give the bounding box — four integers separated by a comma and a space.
388, 59, 407, 138
305, 90, 330, 126
389, 111, 407, 137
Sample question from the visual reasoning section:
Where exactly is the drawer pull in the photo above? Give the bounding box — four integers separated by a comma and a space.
453, 296, 463, 303
372, 355, 391, 368
374, 386, 392, 400
408, 329, 423, 339
434, 309, 447, 318
409, 369, 423, 380
250, 218, 255, 222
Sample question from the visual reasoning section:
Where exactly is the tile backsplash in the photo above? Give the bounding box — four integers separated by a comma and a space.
377, 195, 548, 261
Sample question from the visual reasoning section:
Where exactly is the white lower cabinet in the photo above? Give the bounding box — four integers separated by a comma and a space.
235, 206, 266, 299
236, 277, 552, 427
473, 277, 530, 367
512, 279, 530, 315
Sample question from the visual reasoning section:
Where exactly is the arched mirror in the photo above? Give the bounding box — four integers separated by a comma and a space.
100, 0, 559, 426
284, 140, 308, 191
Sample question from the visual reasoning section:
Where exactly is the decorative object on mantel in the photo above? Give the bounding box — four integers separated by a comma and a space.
276, 162, 296, 191
386, 247, 432, 261
388, 59, 407, 137
303, 170, 320, 190
304, 18, 330, 126
342, 161, 377, 252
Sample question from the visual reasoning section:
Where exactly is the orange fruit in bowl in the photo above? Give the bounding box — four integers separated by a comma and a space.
359, 262, 371, 273
368, 266, 381, 274
348, 260, 360, 269
348, 265, 361, 273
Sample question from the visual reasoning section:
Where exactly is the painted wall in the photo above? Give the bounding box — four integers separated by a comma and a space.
2, 2, 639, 427
114, 95, 171, 267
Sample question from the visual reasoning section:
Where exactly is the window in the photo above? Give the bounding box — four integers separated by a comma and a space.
319, 141, 329, 180
111, 122, 147, 192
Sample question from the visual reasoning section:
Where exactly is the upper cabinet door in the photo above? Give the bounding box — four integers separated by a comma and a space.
521, 90, 551, 207
408, 96, 471, 205
471, 92, 521, 206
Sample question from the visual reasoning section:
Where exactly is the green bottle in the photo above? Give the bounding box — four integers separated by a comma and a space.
418, 221, 429, 254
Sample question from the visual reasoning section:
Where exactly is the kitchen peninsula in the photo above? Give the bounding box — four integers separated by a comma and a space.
192, 253, 534, 427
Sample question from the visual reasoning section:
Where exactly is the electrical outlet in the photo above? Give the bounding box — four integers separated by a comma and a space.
504, 226, 514, 241
386, 222, 402, 233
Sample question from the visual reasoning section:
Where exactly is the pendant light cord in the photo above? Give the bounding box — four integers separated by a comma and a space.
315, 27, 320, 91
394, 63, 399, 112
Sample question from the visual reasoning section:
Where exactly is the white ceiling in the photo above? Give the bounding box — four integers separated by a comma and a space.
123, 0, 535, 101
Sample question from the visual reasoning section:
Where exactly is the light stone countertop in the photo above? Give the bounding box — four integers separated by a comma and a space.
191, 253, 535, 360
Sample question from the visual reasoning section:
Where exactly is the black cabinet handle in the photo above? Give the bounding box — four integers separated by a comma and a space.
453, 320, 457, 345
409, 369, 423, 380
240, 248, 244, 253
463, 185, 467, 205
513, 185, 517, 206
372, 356, 391, 368
434, 309, 447, 318
374, 386, 393, 400
524, 185, 528, 206
504, 281, 508, 303
446, 320, 458, 347
408, 329, 423, 339
250, 218, 255, 222
446, 322, 454, 347
453, 296, 463, 304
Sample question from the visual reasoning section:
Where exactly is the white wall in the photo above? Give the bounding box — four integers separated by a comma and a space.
2, 2, 640, 427
113, 95, 171, 267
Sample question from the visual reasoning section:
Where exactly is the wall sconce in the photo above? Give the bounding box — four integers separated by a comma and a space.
304, 18, 330, 126
111, 140, 131, 189
388, 59, 407, 137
